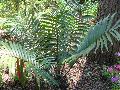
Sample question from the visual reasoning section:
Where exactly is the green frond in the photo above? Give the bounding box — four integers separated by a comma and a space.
0, 40, 35, 62
0, 40, 58, 86
77, 14, 119, 54
62, 13, 120, 66
31, 66, 58, 86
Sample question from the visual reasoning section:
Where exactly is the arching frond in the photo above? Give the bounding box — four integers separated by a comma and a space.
0, 40, 58, 86
62, 13, 120, 67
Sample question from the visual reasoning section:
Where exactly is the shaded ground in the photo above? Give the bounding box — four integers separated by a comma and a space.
58, 57, 112, 90
0, 78, 38, 90
75, 59, 112, 90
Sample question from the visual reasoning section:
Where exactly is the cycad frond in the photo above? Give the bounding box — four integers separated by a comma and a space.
78, 13, 120, 54
40, 9, 91, 60
0, 40, 35, 63
62, 13, 120, 67
0, 40, 58, 86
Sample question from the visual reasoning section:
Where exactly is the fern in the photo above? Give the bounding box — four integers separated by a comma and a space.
62, 13, 120, 67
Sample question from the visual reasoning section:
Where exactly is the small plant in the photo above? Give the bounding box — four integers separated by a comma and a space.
102, 52, 120, 90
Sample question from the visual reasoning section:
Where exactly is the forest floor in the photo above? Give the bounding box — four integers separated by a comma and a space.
0, 57, 112, 90
0, 78, 37, 90
59, 57, 112, 90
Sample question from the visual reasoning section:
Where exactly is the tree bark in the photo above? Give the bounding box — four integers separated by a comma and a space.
76, 0, 120, 90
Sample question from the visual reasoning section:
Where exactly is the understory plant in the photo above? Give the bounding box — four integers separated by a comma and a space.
102, 52, 120, 90
0, 40, 58, 88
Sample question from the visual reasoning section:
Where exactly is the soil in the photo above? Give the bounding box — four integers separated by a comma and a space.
0, 79, 37, 90
56, 57, 112, 90
0, 57, 112, 90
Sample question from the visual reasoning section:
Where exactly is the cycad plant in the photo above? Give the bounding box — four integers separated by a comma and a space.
0, 0, 96, 62
0, 0, 98, 87
62, 13, 120, 67
0, 40, 58, 86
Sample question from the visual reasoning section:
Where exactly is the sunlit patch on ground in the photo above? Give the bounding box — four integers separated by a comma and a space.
0, 56, 16, 76
62, 57, 87, 89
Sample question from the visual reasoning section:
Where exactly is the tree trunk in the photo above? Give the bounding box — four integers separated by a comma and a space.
76, 0, 120, 90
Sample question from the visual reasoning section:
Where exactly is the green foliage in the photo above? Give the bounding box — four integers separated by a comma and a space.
62, 13, 120, 67
0, 40, 58, 86
0, 40, 35, 63
0, 0, 98, 86
65, 0, 98, 16
102, 64, 120, 90
2, 6, 92, 61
